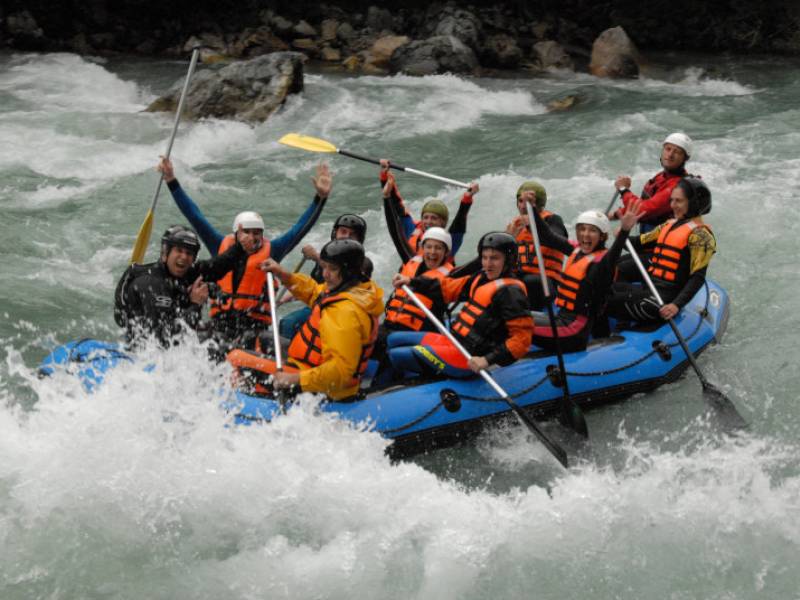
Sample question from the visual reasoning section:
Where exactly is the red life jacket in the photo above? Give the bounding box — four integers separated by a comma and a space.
210, 235, 273, 323
555, 248, 607, 314
286, 291, 378, 388
451, 276, 527, 340
638, 170, 686, 225
385, 256, 452, 331
648, 219, 712, 287
515, 210, 565, 283
408, 223, 424, 255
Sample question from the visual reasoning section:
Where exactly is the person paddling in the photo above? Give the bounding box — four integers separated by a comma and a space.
380, 159, 477, 259
157, 157, 330, 348
388, 232, 532, 378
227, 240, 384, 401
607, 178, 715, 323
506, 180, 568, 310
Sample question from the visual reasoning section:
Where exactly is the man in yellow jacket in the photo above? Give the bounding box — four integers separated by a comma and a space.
230, 239, 384, 401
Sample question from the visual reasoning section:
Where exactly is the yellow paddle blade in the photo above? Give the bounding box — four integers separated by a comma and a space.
278, 133, 337, 154
130, 209, 154, 264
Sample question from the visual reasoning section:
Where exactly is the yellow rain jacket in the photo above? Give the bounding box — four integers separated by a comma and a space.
285, 273, 384, 400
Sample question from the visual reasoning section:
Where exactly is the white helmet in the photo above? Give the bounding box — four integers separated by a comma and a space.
232, 211, 265, 232
662, 132, 692, 159
576, 210, 611, 235
421, 226, 452, 252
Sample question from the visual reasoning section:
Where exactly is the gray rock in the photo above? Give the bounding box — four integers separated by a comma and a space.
533, 40, 574, 70
366, 6, 394, 32
589, 26, 641, 78
434, 10, 482, 49
320, 19, 339, 42
266, 13, 294, 37
389, 35, 477, 76
337, 22, 356, 43
294, 20, 318, 38
483, 33, 522, 68
146, 52, 306, 123
6, 11, 44, 39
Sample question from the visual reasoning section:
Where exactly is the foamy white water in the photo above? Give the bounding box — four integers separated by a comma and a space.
1, 50, 800, 599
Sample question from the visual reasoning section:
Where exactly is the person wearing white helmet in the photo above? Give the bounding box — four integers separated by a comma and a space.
379, 159, 479, 261
610, 132, 694, 233
528, 199, 645, 353
156, 157, 331, 348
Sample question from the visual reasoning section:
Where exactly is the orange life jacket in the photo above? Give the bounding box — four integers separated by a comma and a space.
408, 224, 424, 255
555, 248, 607, 314
515, 210, 565, 283
385, 256, 452, 331
209, 234, 272, 323
648, 219, 712, 286
451, 276, 527, 340
286, 291, 378, 388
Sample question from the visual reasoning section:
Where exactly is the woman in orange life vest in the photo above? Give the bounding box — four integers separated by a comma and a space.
387, 232, 533, 379
606, 177, 715, 323
528, 198, 645, 353
506, 180, 568, 310
157, 157, 331, 347
379, 159, 478, 259
227, 239, 384, 401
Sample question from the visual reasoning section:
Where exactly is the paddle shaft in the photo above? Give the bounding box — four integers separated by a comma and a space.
400, 284, 568, 468
605, 190, 621, 214
274, 256, 308, 303
337, 149, 471, 189
523, 199, 588, 437
266, 273, 282, 372
148, 48, 200, 213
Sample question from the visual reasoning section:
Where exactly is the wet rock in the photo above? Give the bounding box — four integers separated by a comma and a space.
341, 55, 361, 71
389, 35, 477, 76
145, 52, 305, 123
292, 38, 318, 54
337, 22, 356, 43
430, 8, 483, 50
229, 27, 288, 58
320, 45, 342, 62
589, 26, 641, 79
320, 19, 339, 43
547, 94, 579, 112
533, 40, 574, 70
6, 10, 45, 47
366, 6, 394, 33
482, 33, 522, 68
266, 13, 294, 37
294, 20, 317, 38
365, 35, 410, 69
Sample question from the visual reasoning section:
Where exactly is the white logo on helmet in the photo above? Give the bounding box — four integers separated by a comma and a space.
232, 211, 265, 232
575, 210, 611, 235
663, 132, 693, 159
421, 226, 452, 252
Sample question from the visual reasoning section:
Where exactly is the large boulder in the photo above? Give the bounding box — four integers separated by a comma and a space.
482, 33, 522, 68
589, 26, 641, 78
145, 52, 305, 123
364, 35, 410, 70
428, 7, 483, 50
389, 35, 477, 76
533, 40, 574, 70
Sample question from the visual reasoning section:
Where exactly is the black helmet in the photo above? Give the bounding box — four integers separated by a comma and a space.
161, 225, 201, 257
676, 177, 711, 217
320, 239, 366, 282
361, 255, 374, 279
477, 231, 518, 272
331, 214, 367, 243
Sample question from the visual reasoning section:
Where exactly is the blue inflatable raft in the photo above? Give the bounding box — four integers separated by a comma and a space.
39, 281, 729, 458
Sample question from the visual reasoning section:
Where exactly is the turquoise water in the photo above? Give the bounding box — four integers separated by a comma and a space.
1, 51, 799, 598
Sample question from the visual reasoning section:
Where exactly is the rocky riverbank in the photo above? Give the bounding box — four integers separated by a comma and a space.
3, 1, 799, 77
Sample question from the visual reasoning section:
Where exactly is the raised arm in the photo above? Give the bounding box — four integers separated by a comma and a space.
448, 182, 478, 256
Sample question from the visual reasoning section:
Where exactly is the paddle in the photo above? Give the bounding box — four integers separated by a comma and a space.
266, 272, 290, 412
274, 256, 308, 304
522, 199, 589, 438
605, 190, 621, 214
400, 284, 569, 468
625, 239, 748, 430
279, 133, 470, 189
130, 47, 200, 264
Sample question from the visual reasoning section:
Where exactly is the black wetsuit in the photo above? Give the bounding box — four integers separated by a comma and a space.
114, 244, 244, 347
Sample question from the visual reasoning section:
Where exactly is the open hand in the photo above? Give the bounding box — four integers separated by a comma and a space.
312, 162, 333, 199
620, 198, 645, 232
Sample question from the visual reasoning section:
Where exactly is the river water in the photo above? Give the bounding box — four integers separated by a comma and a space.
1, 51, 799, 599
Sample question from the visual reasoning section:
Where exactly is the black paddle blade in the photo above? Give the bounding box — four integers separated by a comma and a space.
702, 382, 748, 431
513, 406, 569, 468
563, 400, 589, 438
